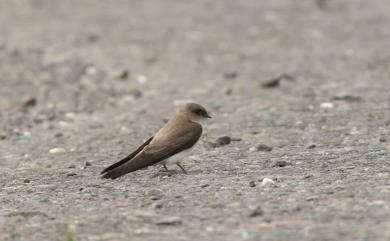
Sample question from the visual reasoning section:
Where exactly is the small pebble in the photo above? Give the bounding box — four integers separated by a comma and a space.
261, 78, 280, 88
306, 196, 318, 201
261, 74, 294, 88
130, 89, 142, 99
45, 110, 56, 121
248, 205, 264, 217
49, 148, 66, 154
336, 166, 355, 170
205, 226, 214, 232
134, 227, 153, 235
154, 216, 182, 225
151, 203, 163, 209
307, 144, 317, 149
58, 121, 69, 128
86, 33, 99, 42
23, 179, 31, 183
112, 69, 129, 80
201, 183, 210, 188
249, 180, 256, 187
66, 173, 77, 177
332, 92, 361, 102
223, 71, 238, 79
272, 160, 290, 167
231, 138, 242, 141
211, 136, 231, 147
85, 161, 92, 167
261, 178, 276, 187
150, 195, 162, 201
20, 96, 37, 108
65, 112, 76, 119
379, 137, 386, 142
137, 75, 147, 84
0, 134, 7, 140
216, 136, 231, 145
257, 144, 272, 152
40, 198, 50, 203
303, 174, 314, 179
84, 65, 98, 76
275, 175, 287, 182
147, 189, 163, 200
320, 102, 334, 109
68, 164, 76, 169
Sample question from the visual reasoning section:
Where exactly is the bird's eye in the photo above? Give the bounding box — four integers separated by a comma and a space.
194, 109, 202, 114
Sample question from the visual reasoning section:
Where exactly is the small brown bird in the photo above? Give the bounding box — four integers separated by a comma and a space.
101, 102, 211, 179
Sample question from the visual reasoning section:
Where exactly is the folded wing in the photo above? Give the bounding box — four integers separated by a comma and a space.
101, 122, 202, 179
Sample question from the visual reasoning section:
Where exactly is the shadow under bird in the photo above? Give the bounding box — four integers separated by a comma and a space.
101, 102, 211, 179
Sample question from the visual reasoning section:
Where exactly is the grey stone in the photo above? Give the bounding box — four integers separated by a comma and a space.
261, 74, 294, 88
257, 144, 273, 152
272, 160, 290, 167
307, 144, 317, 149
148, 189, 163, 200
154, 217, 182, 225
84, 161, 92, 167
210, 136, 231, 147
332, 92, 361, 102
20, 96, 37, 108
248, 206, 264, 217
151, 203, 163, 209
223, 71, 238, 79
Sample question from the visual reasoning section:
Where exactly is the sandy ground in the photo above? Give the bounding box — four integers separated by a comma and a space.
0, 0, 389, 240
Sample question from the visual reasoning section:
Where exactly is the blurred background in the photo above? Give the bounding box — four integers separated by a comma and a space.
0, 0, 389, 240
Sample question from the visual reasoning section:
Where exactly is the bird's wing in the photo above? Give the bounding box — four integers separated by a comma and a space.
101, 122, 202, 179
100, 136, 153, 175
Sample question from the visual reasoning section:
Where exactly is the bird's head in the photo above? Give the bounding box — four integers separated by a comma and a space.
180, 102, 211, 122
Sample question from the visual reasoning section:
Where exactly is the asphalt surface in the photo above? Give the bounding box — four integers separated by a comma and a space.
0, 0, 389, 240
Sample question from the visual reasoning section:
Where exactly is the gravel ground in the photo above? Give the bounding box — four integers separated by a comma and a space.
1, 0, 390, 240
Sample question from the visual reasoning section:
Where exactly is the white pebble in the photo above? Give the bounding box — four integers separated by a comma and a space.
65, 112, 76, 119
261, 178, 276, 187
205, 226, 214, 232
137, 75, 147, 84
49, 148, 66, 154
85, 65, 98, 76
58, 121, 69, 128
320, 102, 334, 109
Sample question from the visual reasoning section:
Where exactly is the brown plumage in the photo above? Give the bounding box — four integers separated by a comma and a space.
101, 102, 211, 179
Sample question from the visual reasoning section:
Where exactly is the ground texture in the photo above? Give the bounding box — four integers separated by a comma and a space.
0, 0, 389, 240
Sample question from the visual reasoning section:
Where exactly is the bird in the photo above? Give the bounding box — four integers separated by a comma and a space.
101, 102, 211, 179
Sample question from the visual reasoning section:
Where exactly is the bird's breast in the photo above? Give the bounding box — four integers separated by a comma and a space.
161, 145, 196, 166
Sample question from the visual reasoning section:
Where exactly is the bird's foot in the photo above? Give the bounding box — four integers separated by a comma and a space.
176, 164, 188, 174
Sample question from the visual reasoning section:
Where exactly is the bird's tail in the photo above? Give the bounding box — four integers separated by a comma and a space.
101, 166, 128, 179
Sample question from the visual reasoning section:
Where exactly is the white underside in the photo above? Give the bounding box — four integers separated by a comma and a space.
161, 145, 195, 167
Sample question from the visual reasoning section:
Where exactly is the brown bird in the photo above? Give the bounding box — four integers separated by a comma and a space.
101, 102, 211, 179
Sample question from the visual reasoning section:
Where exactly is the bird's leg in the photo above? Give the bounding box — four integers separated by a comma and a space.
163, 164, 169, 172
176, 163, 188, 174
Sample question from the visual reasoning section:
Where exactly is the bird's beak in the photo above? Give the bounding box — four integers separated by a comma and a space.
205, 113, 212, 118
